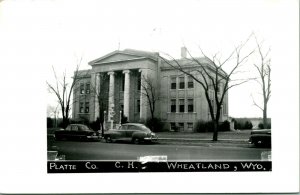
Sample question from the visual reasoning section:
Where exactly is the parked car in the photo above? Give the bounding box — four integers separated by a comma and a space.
55, 124, 100, 141
249, 129, 271, 147
104, 123, 158, 144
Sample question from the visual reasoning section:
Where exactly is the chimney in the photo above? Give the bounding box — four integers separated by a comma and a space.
181, 47, 187, 58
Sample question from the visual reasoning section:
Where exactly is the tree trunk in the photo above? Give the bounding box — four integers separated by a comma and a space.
212, 120, 219, 141
263, 103, 268, 129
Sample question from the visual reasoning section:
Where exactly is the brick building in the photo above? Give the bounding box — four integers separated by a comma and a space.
72, 48, 229, 132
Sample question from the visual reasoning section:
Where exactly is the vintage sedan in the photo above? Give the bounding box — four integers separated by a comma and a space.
104, 123, 158, 144
249, 129, 271, 147
55, 124, 100, 141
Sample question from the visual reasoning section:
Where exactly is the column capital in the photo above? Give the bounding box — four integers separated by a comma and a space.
107, 71, 115, 76
123, 70, 131, 74
138, 68, 146, 73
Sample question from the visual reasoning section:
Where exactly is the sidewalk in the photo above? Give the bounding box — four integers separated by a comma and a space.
156, 130, 251, 140
155, 130, 252, 147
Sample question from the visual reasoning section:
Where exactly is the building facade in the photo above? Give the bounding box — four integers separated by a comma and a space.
72, 48, 229, 132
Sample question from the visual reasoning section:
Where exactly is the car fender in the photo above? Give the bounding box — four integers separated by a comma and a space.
132, 131, 147, 140
104, 131, 121, 139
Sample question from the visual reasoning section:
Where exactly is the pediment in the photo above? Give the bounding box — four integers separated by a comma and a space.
89, 49, 158, 65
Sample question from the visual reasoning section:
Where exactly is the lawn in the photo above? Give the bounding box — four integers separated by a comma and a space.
156, 130, 252, 140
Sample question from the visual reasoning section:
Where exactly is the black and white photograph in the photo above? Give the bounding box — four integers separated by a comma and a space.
0, 0, 299, 194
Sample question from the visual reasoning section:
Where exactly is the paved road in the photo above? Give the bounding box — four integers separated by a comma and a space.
50, 140, 271, 161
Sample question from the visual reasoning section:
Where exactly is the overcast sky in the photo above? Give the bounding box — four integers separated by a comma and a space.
0, 0, 298, 118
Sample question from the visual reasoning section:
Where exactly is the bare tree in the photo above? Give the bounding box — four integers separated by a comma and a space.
252, 36, 271, 128
90, 72, 109, 136
161, 36, 254, 141
46, 59, 83, 128
140, 74, 159, 125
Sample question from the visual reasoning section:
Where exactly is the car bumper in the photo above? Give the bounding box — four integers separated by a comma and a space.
144, 136, 158, 142
87, 135, 101, 140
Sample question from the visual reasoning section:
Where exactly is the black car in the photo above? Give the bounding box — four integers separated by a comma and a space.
104, 123, 158, 144
249, 129, 271, 147
55, 124, 100, 141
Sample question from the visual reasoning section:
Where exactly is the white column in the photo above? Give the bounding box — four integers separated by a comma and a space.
123, 70, 130, 121
108, 71, 115, 122
139, 69, 147, 120
94, 72, 100, 121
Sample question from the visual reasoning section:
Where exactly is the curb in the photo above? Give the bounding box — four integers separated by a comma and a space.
158, 138, 249, 144
48, 134, 248, 143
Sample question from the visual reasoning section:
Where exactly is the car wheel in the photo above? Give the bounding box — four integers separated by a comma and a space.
132, 138, 140, 144
105, 136, 113, 143
254, 140, 262, 147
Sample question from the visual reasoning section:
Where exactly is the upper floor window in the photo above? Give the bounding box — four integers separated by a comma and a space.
179, 99, 185, 112
187, 76, 194, 88
85, 83, 90, 94
80, 102, 84, 113
188, 99, 194, 112
80, 83, 85, 94
170, 99, 176, 113
170, 77, 176, 89
85, 101, 89, 113
179, 77, 185, 89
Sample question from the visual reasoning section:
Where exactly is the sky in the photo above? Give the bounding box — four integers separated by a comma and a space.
0, 0, 298, 118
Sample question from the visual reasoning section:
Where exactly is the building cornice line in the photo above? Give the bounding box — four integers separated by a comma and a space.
92, 57, 156, 66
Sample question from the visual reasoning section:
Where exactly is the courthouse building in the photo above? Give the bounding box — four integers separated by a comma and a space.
72, 48, 229, 132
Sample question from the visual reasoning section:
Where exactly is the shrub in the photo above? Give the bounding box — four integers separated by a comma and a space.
244, 120, 253, 129
232, 118, 253, 130
145, 117, 165, 132
220, 120, 230, 131
258, 122, 271, 129
194, 120, 214, 132
89, 118, 101, 131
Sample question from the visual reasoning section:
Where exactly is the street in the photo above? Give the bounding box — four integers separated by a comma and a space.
49, 139, 271, 161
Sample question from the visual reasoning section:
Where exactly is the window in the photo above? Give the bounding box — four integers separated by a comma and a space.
179, 77, 185, 89
188, 99, 194, 112
188, 76, 194, 88
179, 99, 185, 113
71, 125, 79, 131
170, 123, 176, 131
178, 123, 184, 131
223, 103, 227, 115
217, 83, 221, 93
85, 102, 89, 113
128, 125, 138, 130
80, 102, 84, 113
187, 123, 193, 131
137, 100, 140, 113
171, 99, 176, 113
80, 83, 84, 94
170, 77, 176, 89
85, 83, 90, 94
137, 73, 141, 90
